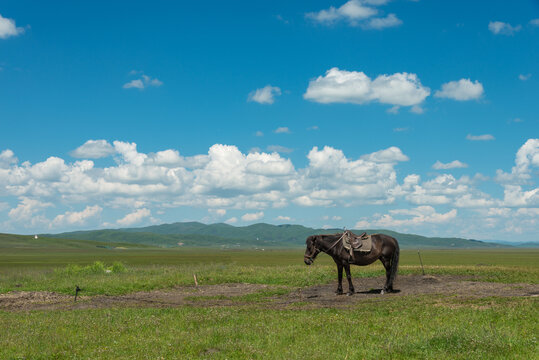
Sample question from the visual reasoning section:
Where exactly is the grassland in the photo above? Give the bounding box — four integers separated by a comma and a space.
0, 236, 537, 359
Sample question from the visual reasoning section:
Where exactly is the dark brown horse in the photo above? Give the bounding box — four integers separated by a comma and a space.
304, 233, 399, 295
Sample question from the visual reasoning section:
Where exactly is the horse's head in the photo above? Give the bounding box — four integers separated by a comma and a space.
304, 235, 321, 265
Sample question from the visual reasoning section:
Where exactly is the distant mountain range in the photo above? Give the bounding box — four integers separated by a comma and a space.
40, 221, 528, 249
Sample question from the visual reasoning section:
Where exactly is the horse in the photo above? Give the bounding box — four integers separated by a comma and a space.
304, 232, 399, 295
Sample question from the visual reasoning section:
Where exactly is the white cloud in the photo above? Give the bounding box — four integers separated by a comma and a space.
8, 197, 53, 222
274, 127, 291, 134
361, 146, 409, 163
0, 149, 18, 168
432, 160, 468, 170
362, 13, 402, 29
117, 208, 151, 226
255, 131, 264, 137
70, 140, 115, 159
519, 74, 531, 81
2, 138, 538, 238
323, 215, 343, 221
359, 206, 457, 228
488, 21, 521, 35
248, 85, 281, 104
225, 217, 238, 224
502, 186, 538, 207
495, 138, 539, 184
0, 14, 24, 39
276, 215, 292, 221
266, 145, 294, 153
466, 134, 495, 141
304, 68, 430, 108
306, 0, 378, 25
530, 19, 539, 27
123, 73, 163, 90
209, 209, 226, 217
241, 211, 264, 222
52, 205, 102, 227
123, 79, 144, 89
393, 127, 408, 132
435, 79, 484, 101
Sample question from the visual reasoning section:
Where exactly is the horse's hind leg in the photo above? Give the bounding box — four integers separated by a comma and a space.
344, 264, 355, 296
381, 257, 392, 294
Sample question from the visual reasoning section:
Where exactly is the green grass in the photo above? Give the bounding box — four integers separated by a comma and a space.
1, 248, 538, 295
0, 296, 536, 359
0, 247, 538, 359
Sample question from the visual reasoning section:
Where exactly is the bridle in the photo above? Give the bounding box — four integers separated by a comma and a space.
304, 233, 345, 262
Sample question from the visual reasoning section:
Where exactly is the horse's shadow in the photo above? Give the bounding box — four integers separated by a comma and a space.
355, 288, 401, 294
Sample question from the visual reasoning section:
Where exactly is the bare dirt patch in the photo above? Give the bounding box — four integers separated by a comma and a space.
275, 275, 539, 308
1, 275, 537, 312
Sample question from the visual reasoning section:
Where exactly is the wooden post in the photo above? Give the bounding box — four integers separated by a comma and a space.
193, 274, 199, 287
417, 250, 425, 275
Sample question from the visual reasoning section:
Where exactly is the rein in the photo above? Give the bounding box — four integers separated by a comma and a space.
305, 233, 344, 261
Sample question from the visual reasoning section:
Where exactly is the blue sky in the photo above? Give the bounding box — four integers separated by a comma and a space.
1, 0, 538, 241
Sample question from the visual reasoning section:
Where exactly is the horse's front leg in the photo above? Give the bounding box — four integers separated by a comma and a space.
344, 264, 355, 296
335, 262, 344, 295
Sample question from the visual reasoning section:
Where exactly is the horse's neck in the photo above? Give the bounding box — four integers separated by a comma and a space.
319, 235, 340, 252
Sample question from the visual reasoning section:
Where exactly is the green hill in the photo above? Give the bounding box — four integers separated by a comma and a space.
0, 233, 149, 250
43, 222, 509, 249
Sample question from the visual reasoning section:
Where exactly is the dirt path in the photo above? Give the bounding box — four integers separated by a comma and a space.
1, 275, 537, 312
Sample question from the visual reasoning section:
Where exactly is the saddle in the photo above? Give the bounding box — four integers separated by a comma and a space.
342, 230, 372, 262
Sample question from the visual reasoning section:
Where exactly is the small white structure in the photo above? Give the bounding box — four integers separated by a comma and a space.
34, 235, 38, 240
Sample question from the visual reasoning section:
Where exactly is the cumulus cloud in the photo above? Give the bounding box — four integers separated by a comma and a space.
247, 85, 281, 104
488, 21, 521, 35
116, 208, 151, 226
2, 138, 538, 238
304, 68, 430, 108
123, 74, 163, 90
306, 0, 400, 30
519, 74, 531, 81
360, 147, 409, 163
52, 205, 102, 227
362, 13, 402, 29
241, 211, 264, 222
0, 149, 18, 168
8, 197, 53, 224
495, 138, 539, 184
306, 0, 378, 25
356, 206, 457, 228
276, 215, 292, 221
0, 14, 25, 39
434, 79, 484, 101
70, 140, 115, 159
266, 145, 294, 154
530, 19, 539, 27
293, 145, 408, 207
209, 209, 227, 217
274, 127, 291, 134
432, 160, 468, 170
466, 134, 495, 141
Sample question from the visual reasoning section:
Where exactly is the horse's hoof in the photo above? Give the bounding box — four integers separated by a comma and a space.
335, 291, 343, 295
380, 289, 385, 295
346, 292, 354, 296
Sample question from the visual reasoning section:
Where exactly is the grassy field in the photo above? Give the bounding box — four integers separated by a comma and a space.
0, 240, 538, 359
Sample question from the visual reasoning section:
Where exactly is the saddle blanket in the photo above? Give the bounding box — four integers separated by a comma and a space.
343, 231, 373, 253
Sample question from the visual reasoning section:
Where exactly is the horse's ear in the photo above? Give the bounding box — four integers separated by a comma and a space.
306, 235, 316, 244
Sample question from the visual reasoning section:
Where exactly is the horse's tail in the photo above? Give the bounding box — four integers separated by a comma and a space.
389, 238, 400, 286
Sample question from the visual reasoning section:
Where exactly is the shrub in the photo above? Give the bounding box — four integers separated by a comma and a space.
55, 261, 128, 275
